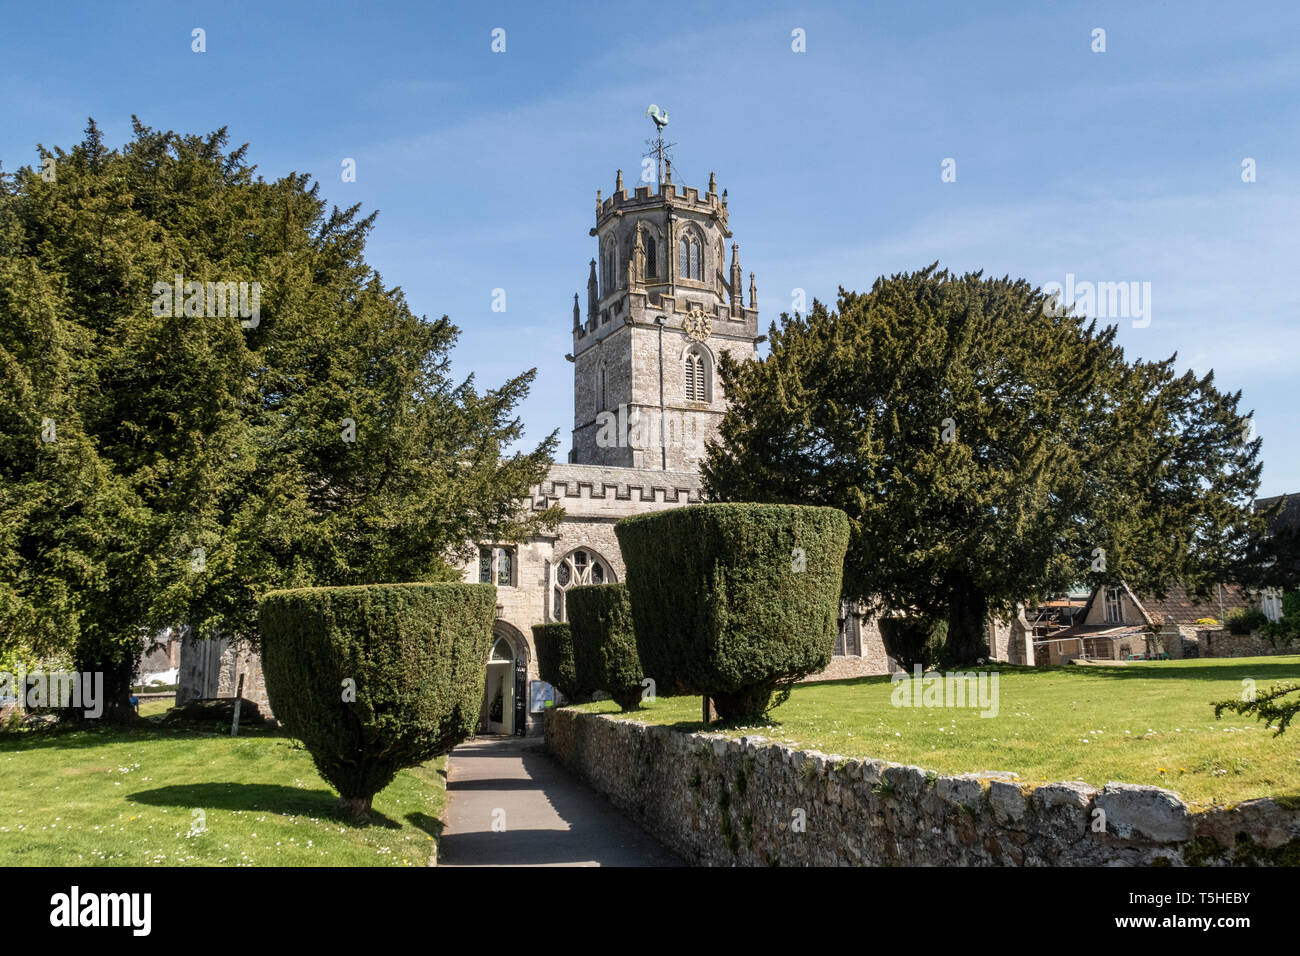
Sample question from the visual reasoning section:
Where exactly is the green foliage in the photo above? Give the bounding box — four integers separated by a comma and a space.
879, 617, 948, 671
1252, 592, 1300, 646
1226, 608, 1268, 635
1214, 681, 1300, 737
0, 120, 559, 716
565, 584, 643, 711
1284, 591, 1300, 622
0, 642, 71, 680
704, 265, 1266, 665
615, 502, 849, 722
531, 622, 588, 703
1242, 501, 1300, 593
258, 583, 496, 816
1277, 591, 1300, 634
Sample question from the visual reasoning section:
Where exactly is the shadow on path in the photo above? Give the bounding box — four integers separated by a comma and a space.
437, 736, 682, 867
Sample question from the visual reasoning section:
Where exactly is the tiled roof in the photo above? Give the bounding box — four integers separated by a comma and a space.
1134, 584, 1250, 625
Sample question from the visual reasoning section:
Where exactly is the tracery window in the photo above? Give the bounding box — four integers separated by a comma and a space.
553, 549, 614, 621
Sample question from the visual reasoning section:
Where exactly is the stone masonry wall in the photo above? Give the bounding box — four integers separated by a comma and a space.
215, 643, 269, 714
1201, 628, 1300, 658
546, 708, 1300, 866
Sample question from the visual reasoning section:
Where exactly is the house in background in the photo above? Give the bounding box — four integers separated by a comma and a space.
1038, 582, 1251, 664
137, 627, 182, 687
1015, 590, 1090, 662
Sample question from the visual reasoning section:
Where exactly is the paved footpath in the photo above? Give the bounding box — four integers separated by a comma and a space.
437, 736, 681, 867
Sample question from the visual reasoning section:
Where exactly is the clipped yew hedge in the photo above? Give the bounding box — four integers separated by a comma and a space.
615, 502, 850, 722
532, 622, 587, 703
259, 582, 496, 818
566, 583, 644, 711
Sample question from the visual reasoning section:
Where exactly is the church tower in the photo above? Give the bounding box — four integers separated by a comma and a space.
568, 167, 760, 472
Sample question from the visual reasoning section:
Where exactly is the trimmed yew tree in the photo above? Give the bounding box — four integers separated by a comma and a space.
259, 583, 496, 819
566, 584, 644, 711
615, 503, 849, 722
532, 622, 587, 703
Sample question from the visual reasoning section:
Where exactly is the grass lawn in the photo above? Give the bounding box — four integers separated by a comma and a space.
0, 718, 446, 866
137, 697, 174, 718
576, 655, 1300, 808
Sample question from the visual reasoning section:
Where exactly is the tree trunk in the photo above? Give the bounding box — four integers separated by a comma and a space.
101, 655, 138, 722
341, 795, 373, 820
712, 684, 773, 723
71, 651, 138, 723
945, 572, 990, 667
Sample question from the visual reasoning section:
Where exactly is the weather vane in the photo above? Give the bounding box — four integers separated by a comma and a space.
645, 104, 676, 185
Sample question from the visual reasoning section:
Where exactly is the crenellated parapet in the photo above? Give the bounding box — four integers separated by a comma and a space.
593, 180, 729, 233
532, 463, 703, 517
574, 171, 757, 351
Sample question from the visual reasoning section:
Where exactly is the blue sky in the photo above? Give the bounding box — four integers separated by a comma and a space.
3, 1, 1298, 494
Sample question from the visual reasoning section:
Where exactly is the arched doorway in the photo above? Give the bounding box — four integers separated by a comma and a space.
479, 623, 529, 736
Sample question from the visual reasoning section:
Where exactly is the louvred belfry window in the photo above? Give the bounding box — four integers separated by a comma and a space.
685, 349, 706, 402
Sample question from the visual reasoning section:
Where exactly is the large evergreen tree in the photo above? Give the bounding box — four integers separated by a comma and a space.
0, 120, 560, 717
704, 265, 1265, 665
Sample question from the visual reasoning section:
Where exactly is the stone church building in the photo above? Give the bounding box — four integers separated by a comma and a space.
463, 167, 901, 737
179, 162, 1012, 733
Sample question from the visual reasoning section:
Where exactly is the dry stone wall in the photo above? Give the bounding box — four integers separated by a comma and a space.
546, 708, 1300, 866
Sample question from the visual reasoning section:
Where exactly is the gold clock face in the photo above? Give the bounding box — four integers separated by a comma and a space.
683, 309, 711, 342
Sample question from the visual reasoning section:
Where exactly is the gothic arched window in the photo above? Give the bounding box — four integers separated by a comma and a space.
684, 347, 708, 403
553, 549, 615, 621
598, 361, 607, 411
645, 235, 658, 278
678, 235, 701, 280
